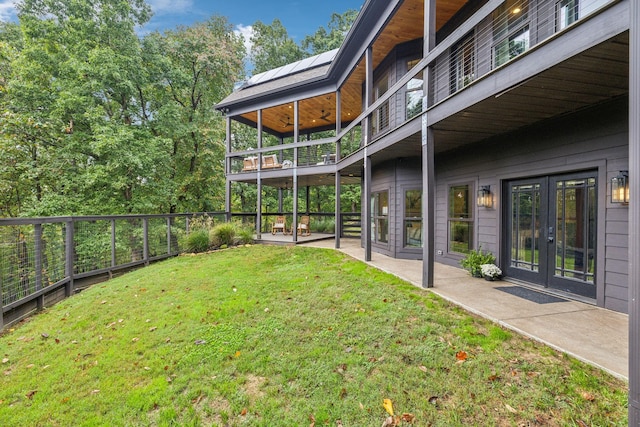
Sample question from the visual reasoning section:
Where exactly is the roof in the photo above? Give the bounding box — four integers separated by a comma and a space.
217, 49, 338, 109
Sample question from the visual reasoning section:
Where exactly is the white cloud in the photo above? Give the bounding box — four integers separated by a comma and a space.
234, 24, 254, 56
0, 0, 17, 22
146, 0, 194, 15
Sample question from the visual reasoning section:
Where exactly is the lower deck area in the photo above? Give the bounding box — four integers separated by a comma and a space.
301, 237, 629, 380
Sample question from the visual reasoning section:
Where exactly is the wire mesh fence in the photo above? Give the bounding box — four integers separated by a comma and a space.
0, 213, 224, 327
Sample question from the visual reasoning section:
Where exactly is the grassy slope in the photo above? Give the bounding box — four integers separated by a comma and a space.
0, 245, 628, 426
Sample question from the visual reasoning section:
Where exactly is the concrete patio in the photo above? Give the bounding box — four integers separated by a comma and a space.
300, 237, 629, 380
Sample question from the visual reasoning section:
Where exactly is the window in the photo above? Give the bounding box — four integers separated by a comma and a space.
493, 0, 530, 67
405, 59, 423, 120
404, 189, 422, 248
557, 0, 578, 30
450, 34, 475, 92
448, 184, 473, 254
371, 191, 389, 244
372, 72, 390, 135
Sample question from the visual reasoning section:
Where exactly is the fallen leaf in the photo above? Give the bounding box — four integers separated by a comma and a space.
91, 389, 100, 395
100, 300, 107, 304
240, 407, 247, 416
55, 338, 60, 344
336, 421, 343, 427
419, 365, 427, 373
149, 327, 157, 332
488, 374, 499, 381
1, 358, 8, 364
41, 333, 49, 339
381, 416, 399, 427
264, 307, 269, 312
194, 340, 206, 345
428, 396, 438, 406
234, 351, 241, 358
505, 403, 517, 413
309, 413, 316, 427
401, 413, 415, 423
131, 337, 140, 342
166, 377, 172, 383
339, 388, 347, 399
455, 350, 468, 361
383, 398, 394, 416
144, 367, 151, 371
26, 390, 37, 400
577, 420, 589, 427
580, 391, 596, 401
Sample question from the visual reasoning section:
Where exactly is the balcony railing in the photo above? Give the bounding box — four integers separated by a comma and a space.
226, 0, 615, 177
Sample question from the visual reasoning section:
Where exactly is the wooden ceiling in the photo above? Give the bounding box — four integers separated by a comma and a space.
238, 0, 468, 137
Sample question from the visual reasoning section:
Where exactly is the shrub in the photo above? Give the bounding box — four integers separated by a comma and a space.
185, 230, 210, 253
210, 223, 236, 247
236, 226, 254, 244
460, 247, 496, 277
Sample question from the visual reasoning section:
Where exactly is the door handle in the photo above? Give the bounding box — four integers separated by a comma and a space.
548, 226, 554, 243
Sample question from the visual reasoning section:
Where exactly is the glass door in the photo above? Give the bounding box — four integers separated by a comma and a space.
505, 172, 597, 299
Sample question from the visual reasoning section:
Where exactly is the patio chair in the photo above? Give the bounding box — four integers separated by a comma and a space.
297, 215, 311, 236
272, 216, 288, 235
242, 156, 257, 171
262, 154, 282, 169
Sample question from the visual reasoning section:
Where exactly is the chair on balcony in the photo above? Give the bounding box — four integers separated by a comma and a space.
297, 215, 311, 236
272, 216, 288, 235
262, 154, 282, 169
242, 156, 257, 171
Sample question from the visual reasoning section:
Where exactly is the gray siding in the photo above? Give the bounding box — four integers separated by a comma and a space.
434, 97, 628, 312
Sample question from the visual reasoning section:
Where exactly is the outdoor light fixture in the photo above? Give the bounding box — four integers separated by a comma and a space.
611, 171, 629, 204
477, 185, 493, 208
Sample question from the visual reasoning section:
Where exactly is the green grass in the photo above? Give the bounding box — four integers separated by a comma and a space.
0, 245, 628, 426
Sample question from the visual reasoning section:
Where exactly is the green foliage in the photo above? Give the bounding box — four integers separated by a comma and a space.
460, 247, 496, 277
249, 19, 306, 74
185, 229, 210, 253
301, 10, 359, 55
236, 226, 255, 244
209, 223, 236, 247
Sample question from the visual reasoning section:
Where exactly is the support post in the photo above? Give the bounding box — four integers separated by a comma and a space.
421, 0, 436, 288
364, 149, 372, 261
335, 171, 342, 248
166, 217, 171, 255
293, 101, 300, 242
629, 0, 640, 423
111, 219, 116, 268
225, 116, 232, 222
256, 109, 263, 239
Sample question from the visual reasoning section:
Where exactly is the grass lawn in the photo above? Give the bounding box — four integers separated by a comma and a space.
0, 245, 628, 426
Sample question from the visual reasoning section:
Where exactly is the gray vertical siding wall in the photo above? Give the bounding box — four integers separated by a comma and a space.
434, 97, 629, 312
371, 158, 423, 260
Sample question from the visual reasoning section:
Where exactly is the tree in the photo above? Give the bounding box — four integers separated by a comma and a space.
249, 19, 306, 74
301, 10, 359, 55
143, 16, 245, 213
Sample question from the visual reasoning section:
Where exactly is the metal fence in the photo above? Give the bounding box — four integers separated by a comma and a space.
0, 213, 227, 329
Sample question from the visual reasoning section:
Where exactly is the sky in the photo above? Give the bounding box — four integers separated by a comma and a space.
0, 0, 365, 53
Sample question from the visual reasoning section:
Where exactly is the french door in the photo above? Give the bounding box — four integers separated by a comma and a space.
505, 171, 597, 299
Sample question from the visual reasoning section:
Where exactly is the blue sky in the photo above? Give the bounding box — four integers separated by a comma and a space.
0, 0, 364, 42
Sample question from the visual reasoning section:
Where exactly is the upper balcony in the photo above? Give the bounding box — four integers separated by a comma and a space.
219, 0, 628, 184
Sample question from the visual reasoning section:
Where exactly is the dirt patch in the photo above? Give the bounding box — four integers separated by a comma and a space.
244, 374, 266, 402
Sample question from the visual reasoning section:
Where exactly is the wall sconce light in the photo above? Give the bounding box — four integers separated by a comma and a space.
611, 170, 629, 204
477, 185, 493, 208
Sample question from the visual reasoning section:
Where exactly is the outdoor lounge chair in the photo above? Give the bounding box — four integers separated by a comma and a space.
297, 215, 311, 236
262, 154, 282, 169
272, 216, 288, 235
242, 156, 257, 171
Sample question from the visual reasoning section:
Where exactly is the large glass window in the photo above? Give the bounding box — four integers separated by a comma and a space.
493, 0, 530, 67
405, 59, 423, 120
450, 34, 475, 92
372, 72, 390, 135
404, 189, 422, 248
448, 184, 473, 254
371, 191, 389, 244
557, 0, 578, 30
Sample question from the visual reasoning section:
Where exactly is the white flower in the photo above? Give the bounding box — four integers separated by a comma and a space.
480, 263, 502, 278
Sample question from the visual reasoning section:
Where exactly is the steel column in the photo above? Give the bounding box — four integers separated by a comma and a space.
629, 0, 640, 423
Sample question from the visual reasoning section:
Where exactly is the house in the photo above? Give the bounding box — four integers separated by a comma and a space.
216, 0, 635, 314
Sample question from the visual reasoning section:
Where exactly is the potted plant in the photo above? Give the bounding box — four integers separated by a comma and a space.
460, 247, 496, 278
480, 263, 502, 281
